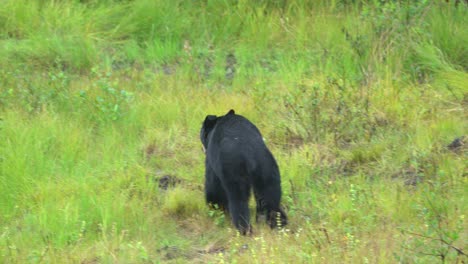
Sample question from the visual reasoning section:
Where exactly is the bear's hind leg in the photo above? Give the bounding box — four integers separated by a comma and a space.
205, 165, 229, 212
223, 178, 252, 235
253, 181, 287, 229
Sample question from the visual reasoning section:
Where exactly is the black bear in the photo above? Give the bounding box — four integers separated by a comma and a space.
200, 109, 287, 235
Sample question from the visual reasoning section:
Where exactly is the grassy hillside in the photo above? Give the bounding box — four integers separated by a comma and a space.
0, 0, 466, 263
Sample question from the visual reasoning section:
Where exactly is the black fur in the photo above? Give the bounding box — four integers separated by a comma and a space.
200, 109, 287, 235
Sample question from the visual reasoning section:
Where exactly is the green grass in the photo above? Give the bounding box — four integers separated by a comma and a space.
0, 0, 467, 263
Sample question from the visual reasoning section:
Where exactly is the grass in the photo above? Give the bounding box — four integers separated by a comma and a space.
0, 0, 467, 263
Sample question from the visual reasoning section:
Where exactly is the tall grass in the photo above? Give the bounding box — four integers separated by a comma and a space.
1, 0, 466, 263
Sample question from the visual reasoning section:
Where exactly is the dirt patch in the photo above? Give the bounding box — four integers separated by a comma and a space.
392, 166, 423, 186
156, 246, 190, 261
447, 136, 466, 154
225, 53, 237, 80
156, 175, 183, 190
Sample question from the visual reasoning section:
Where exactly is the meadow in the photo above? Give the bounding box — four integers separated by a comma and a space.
0, 0, 467, 263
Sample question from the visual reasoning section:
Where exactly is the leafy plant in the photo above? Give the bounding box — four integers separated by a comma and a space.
79, 68, 134, 122
208, 204, 226, 227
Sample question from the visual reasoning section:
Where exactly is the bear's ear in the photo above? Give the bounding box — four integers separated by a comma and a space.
201, 115, 217, 147
203, 115, 218, 129
227, 109, 235, 115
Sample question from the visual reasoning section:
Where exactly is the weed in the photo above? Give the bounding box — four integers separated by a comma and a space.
399, 184, 466, 263
207, 204, 226, 227
78, 67, 134, 122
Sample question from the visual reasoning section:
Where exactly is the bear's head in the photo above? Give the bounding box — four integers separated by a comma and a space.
200, 110, 235, 152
